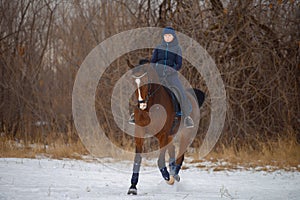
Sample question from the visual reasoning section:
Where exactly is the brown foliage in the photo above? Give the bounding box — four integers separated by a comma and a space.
0, 1, 299, 158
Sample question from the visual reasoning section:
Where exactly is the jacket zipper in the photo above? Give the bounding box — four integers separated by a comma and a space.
163, 43, 168, 76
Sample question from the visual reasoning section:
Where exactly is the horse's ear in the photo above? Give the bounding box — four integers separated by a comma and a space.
126, 59, 135, 69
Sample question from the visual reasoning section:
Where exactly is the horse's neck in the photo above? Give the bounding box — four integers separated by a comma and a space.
149, 83, 169, 105
147, 69, 171, 106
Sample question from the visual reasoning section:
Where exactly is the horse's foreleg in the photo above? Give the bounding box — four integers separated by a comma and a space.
128, 137, 143, 195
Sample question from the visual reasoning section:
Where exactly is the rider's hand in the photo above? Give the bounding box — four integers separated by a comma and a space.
165, 67, 176, 76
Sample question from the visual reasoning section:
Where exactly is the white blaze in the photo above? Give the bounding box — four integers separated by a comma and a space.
135, 78, 147, 110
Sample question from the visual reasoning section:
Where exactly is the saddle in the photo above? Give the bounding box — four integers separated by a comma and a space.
154, 65, 181, 115
163, 86, 182, 117
161, 84, 182, 135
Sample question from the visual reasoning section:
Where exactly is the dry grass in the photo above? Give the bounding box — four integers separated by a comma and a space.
1, 131, 299, 172
0, 134, 88, 160
199, 132, 300, 171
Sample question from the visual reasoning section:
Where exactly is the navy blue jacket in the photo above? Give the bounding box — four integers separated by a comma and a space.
150, 35, 182, 72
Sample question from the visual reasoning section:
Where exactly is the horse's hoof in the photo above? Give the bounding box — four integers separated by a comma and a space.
127, 185, 137, 195
127, 188, 137, 195
166, 175, 175, 185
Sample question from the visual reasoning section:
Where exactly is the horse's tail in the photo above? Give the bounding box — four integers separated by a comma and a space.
187, 88, 205, 108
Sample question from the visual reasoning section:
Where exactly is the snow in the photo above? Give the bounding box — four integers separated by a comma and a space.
0, 158, 299, 200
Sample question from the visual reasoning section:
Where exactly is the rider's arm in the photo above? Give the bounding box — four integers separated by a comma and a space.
150, 48, 158, 64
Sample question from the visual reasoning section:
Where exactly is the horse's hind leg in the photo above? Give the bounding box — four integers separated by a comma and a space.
128, 137, 144, 195
168, 142, 182, 182
168, 142, 175, 175
158, 147, 169, 180
157, 135, 175, 184
172, 154, 184, 182
173, 130, 192, 182
168, 143, 183, 182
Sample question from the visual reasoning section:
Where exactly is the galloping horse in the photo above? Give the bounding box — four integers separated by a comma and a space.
127, 59, 205, 195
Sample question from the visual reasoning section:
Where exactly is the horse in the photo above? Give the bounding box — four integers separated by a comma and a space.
127, 59, 205, 195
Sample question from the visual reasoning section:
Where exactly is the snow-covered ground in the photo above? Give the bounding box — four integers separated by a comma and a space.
0, 158, 299, 200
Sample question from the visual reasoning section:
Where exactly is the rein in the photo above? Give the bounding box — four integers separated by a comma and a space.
140, 83, 162, 104
132, 72, 162, 108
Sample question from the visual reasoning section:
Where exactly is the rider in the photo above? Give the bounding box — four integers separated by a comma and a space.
129, 27, 194, 128
151, 27, 194, 128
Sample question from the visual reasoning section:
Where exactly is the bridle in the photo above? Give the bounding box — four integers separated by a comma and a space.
132, 71, 162, 110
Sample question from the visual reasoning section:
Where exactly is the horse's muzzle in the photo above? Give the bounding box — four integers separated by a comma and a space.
139, 102, 147, 110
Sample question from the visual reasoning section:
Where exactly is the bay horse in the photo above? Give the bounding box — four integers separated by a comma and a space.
127, 59, 205, 195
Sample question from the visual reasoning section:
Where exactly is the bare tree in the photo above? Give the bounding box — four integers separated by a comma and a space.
0, 0, 298, 148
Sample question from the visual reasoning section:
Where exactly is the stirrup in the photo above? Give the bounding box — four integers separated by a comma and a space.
184, 116, 194, 128
176, 111, 182, 117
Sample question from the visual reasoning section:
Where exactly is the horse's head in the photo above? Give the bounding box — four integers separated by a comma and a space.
127, 59, 151, 111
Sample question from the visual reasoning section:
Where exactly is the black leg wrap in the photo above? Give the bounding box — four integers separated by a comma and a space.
174, 164, 181, 175
169, 161, 176, 175
170, 162, 181, 176
160, 167, 170, 181
129, 184, 137, 190
133, 154, 142, 172
131, 173, 139, 185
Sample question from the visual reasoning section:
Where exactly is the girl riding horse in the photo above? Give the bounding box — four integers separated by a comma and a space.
129, 27, 194, 128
